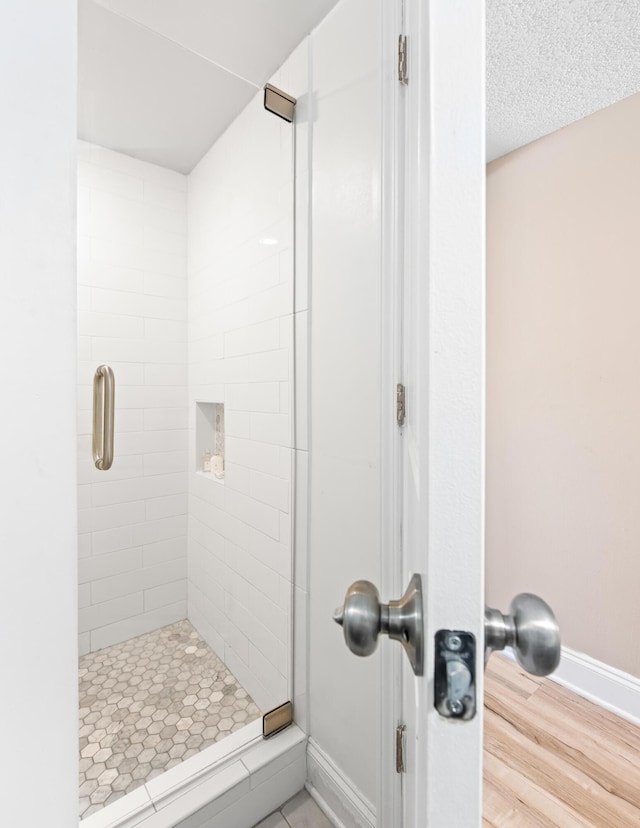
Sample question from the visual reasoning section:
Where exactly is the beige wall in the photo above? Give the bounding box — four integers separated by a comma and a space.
486, 91, 640, 677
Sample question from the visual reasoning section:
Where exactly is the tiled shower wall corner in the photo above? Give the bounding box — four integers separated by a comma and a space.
186, 42, 310, 713
77, 142, 189, 655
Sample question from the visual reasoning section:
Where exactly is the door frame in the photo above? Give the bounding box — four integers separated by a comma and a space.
378, 0, 406, 822
379, 1, 487, 826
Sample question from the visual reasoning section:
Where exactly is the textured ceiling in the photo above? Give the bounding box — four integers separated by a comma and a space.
487, 0, 640, 161
79, 0, 340, 172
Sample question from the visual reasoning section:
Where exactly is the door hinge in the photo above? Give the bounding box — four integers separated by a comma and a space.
397, 383, 406, 426
398, 35, 408, 85
396, 723, 406, 773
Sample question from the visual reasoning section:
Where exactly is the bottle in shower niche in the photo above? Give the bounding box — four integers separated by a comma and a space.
203, 448, 212, 473
212, 454, 224, 478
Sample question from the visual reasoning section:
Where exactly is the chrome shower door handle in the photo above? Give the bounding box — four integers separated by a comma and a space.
92, 365, 115, 471
485, 592, 561, 676
333, 574, 424, 675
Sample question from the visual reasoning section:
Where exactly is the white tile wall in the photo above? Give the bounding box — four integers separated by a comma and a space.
186, 44, 309, 713
78, 142, 188, 654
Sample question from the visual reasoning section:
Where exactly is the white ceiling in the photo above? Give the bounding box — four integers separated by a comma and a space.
487, 0, 640, 161
78, 0, 340, 172
80, 0, 640, 171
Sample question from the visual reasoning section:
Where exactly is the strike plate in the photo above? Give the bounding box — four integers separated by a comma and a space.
434, 630, 476, 720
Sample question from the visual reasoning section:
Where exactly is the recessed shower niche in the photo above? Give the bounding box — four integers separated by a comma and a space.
195, 401, 225, 481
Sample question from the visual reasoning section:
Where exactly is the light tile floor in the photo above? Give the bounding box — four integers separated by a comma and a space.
79, 620, 260, 820
254, 790, 333, 828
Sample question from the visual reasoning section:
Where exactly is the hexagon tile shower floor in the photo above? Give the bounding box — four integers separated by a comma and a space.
78, 620, 261, 819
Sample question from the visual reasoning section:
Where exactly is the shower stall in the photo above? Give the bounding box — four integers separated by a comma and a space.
76, 27, 302, 817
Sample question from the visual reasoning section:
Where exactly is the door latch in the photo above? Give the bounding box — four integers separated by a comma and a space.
434, 630, 476, 720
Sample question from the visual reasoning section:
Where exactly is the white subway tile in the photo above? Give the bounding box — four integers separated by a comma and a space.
90, 477, 146, 507
79, 312, 143, 339
78, 484, 92, 509
144, 318, 186, 342
79, 159, 143, 200
90, 601, 186, 651
226, 437, 288, 477
223, 319, 280, 358
144, 408, 188, 431
247, 283, 291, 325
78, 146, 189, 652
132, 515, 187, 545
77, 452, 143, 485
140, 428, 188, 453
78, 583, 91, 609
144, 226, 187, 257
143, 202, 186, 235
224, 463, 250, 495
140, 249, 187, 279
90, 287, 144, 317
225, 489, 280, 540
225, 542, 280, 605
144, 579, 187, 611
143, 537, 186, 567
226, 383, 280, 413
77, 361, 144, 386
224, 410, 252, 439
250, 412, 290, 447
83, 261, 144, 293
249, 529, 290, 579
248, 349, 289, 382
91, 525, 134, 556
78, 501, 145, 534
79, 547, 142, 584
91, 559, 186, 604
144, 363, 187, 387
144, 180, 187, 211
90, 145, 186, 192
143, 451, 186, 476
78, 533, 92, 558
250, 469, 289, 512
145, 493, 187, 521
143, 272, 186, 299
78, 285, 92, 311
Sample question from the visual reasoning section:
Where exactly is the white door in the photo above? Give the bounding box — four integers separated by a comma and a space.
328, 1, 486, 826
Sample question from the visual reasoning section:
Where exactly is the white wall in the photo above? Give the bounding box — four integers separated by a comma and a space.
77, 143, 189, 653
308, 0, 382, 807
0, 0, 79, 824
186, 46, 309, 712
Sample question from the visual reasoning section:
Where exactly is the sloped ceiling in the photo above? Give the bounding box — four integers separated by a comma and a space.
78, 0, 339, 172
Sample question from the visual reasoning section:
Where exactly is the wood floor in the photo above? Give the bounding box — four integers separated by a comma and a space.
484, 655, 640, 827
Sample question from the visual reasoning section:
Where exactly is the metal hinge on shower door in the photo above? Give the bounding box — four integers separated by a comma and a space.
398, 35, 408, 84
396, 723, 406, 773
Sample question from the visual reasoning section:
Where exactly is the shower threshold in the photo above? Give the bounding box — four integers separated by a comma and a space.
79, 620, 260, 820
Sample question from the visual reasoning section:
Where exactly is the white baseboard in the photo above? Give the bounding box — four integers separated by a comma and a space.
503, 646, 640, 727
550, 646, 640, 727
306, 739, 376, 828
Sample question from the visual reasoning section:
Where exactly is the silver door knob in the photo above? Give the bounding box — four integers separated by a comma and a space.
485, 593, 561, 676
333, 574, 423, 675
